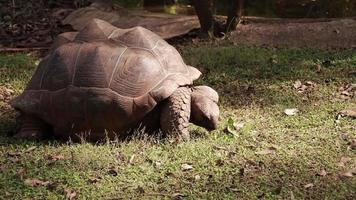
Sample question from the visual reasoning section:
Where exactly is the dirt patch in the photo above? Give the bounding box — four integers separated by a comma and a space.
231, 18, 356, 49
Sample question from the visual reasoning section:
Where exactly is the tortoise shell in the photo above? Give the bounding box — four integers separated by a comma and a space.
11, 19, 201, 138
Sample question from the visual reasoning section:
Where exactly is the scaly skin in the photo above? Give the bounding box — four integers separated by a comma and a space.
160, 87, 191, 141
14, 115, 48, 140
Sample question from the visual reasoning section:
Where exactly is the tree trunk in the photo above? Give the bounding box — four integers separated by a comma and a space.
225, 0, 244, 32
191, 0, 214, 34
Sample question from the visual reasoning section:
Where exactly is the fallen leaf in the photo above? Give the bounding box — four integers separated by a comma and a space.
171, 192, 186, 200
305, 81, 316, 87
136, 186, 145, 194
239, 168, 245, 176
154, 161, 162, 169
337, 157, 351, 167
48, 155, 65, 163
108, 168, 118, 176
129, 154, 135, 164
88, 176, 101, 184
255, 147, 277, 155
181, 163, 193, 171
64, 189, 77, 200
7, 152, 22, 157
9, 157, 20, 163
284, 108, 298, 116
24, 146, 37, 153
304, 183, 314, 188
297, 85, 308, 93
293, 80, 302, 89
339, 133, 349, 141
0, 164, 6, 172
47, 155, 65, 166
215, 159, 224, 166
316, 169, 327, 177
338, 108, 356, 118
234, 123, 245, 131
350, 139, 356, 150
115, 152, 125, 162
17, 168, 26, 180
315, 64, 322, 73
0, 86, 15, 102
24, 178, 50, 187
340, 170, 354, 178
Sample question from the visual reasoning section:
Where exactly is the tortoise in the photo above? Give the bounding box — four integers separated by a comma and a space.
10, 19, 219, 141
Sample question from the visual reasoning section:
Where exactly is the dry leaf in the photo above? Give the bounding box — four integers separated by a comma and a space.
337, 157, 351, 167
108, 168, 118, 176
298, 85, 308, 93
136, 186, 145, 194
341, 91, 350, 96
9, 157, 20, 163
24, 178, 50, 187
234, 123, 245, 131
255, 147, 277, 155
340, 170, 354, 178
215, 159, 224, 166
181, 163, 193, 171
4, 191, 11, 197
17, 168, 26, 180
0, 164, 6, 172
304, 183, 314, 188
293, 80, 302, 89
338, 108, 356, 118
340, 133, 349, 141
284, 108, 298, 116
7, 152, 22, 157
350, 139, 356, 150
24, 146, 37, 153
171, 193, 186, 200
88, 176, 102, 184
129, 154, 135, 164
315, 64, 321, 73
48, 155, 65, 162
316, 169, 327, 177
305, 81, 316, 87
115, 152, 125, 162
64, 189, 77, 200
154, 161, 162, 169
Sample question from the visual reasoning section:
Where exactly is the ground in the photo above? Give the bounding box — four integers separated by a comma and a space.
231, 17, 356, 49
0, 43, 355, 199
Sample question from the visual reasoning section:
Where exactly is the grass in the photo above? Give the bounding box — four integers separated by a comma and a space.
0, 44, 355, 199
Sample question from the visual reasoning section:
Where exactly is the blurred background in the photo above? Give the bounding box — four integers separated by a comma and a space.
113, 0, 356, 18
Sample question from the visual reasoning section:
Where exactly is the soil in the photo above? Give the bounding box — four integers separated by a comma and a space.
231, 17, 356, 49
1, 0, 355, 50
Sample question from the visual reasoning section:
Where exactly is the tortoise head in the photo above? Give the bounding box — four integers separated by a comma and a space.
190, 86, 219, 131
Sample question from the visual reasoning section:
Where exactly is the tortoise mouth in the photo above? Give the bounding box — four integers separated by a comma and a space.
207, 115, 219, 131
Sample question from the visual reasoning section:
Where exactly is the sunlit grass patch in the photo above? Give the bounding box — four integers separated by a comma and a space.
0, 45, 355, 199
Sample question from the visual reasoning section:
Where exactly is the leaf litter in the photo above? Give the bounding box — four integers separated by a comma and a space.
255, 147, 277, 155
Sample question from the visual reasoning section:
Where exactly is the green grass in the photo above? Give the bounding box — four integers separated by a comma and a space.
0, 45, 355, 199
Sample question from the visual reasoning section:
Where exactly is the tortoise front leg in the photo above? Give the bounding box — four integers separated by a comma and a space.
160, 87, 191, 141
14, 115, 49, 140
